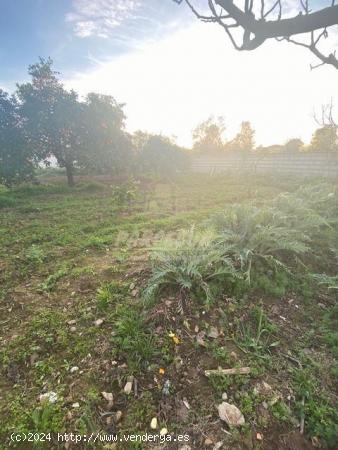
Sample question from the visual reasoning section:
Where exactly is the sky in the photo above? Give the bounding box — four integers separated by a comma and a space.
1, 0, 337, 147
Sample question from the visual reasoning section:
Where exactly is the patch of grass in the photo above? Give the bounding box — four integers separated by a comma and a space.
320, 304, 338, 358
82, 235, 113, 249
292, 368, 338, 445
25, 244, 46, 264
96, 280, 128, 311
0, 194, 16, 208
270, 400, 293, 423
113, 304, 157, 372
1, 174, 337, 450
71, 265, 96, 277
119, 392, 156, 449
234, 306, 279, 359
111, 178, 139, 210
38, 265, 70, 292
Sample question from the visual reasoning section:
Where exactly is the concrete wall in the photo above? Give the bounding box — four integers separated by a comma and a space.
191, 152, 338, 177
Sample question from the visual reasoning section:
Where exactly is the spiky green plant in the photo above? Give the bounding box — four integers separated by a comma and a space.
144, 227, 237, 307
208, 203, 311, 282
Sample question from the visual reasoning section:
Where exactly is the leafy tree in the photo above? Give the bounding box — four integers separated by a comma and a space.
16, 58, 84, 186
192, 116, 226, 153
230, 121, 255, 153
81, 93, 132, 173
284, 138, 304, 153
0, 90, 35, 186
135, 133, 188, 175
310, 126, 337, 152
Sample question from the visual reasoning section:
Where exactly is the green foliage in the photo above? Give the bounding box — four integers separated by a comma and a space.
145, 227, 237, 307
0, 193, 16, 208
284, 138, 304, 153
113, 304, 157, 371
145, 183, 338, 307
209, 201, 311, 283
25, 245, 46, 264
293, 369, 338, 445
96, 281, 127, 310
313, 273, 338, 290
111, 178, 139, 209
234, 306, 279, 358
320, 304, 338, 357
0, 89, 35, 186
228, 120, 255, 152
192, 115, 226, 153
134, 133, 189, 175
16, 58, 83, 187
38, 266, 69, 292
81, 93, 132, 174
270, 401, 292, 423
31, 402, 64, 434
310, 126, 338, 152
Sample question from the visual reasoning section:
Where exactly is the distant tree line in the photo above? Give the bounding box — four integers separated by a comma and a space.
192, 116, 338, 156
1, 59, 337, 187
0, 58, 188, 187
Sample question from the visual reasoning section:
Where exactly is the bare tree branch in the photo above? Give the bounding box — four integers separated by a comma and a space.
314, 99, 337, 127
173, 1, 338, 70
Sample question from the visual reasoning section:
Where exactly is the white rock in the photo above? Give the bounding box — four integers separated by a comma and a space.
101, 391, 114, 407
218, 402, 245, 427
253, 381, 272, 396
150, 417, 158, 429
70, 366, 79, 373
94, 318, 104, 327
213, 442, 223, 450
222, 392, 228, 400
124, 376, 134, 394
160, 427, 168, 436
208, 327, 219, 339
39, 391, 58, 404
72, 402, 80, 408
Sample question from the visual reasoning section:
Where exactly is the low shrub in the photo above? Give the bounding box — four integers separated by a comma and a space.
144, 227, 237, 307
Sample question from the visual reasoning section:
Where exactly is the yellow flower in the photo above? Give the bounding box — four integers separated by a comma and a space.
159, 368, 165, 375
168, 332, 180, 345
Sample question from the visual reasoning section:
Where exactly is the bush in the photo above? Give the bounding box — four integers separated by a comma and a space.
144, 227, 237, 307
145, 182, 338, 306
111, 178, 139, 210
208, 202, 310, 283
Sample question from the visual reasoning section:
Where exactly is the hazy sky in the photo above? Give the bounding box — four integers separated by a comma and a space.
1, 0, 337, 147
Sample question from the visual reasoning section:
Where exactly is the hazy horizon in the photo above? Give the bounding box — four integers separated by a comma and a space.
1, 0, 338, 147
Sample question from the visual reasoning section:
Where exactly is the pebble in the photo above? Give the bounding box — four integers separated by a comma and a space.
39, 391, 58, 404
160, 427, 168, 436
150, 417, 158, 429
213, 442, 223, 450
124, 376, 134, 394
94, 318, 104, 327
218, 402, 245, 426
70, 366, 79, 373
207, 327, 219, 339
222, 392, 228, 400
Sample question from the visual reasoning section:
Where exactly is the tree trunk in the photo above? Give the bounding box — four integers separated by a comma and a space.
65, 163, 75, 187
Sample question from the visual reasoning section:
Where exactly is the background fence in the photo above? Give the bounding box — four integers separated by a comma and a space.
191, 152, 338, 177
